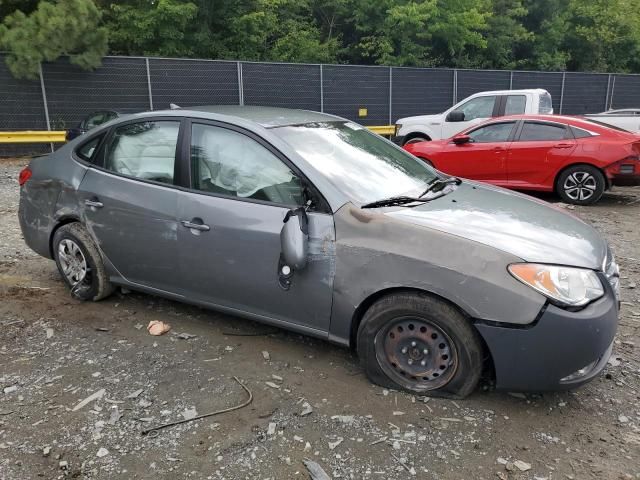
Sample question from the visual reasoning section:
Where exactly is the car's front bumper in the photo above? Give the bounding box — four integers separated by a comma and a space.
475, 287, 618, 392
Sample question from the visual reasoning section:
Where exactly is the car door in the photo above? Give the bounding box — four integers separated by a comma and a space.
434, 121, 516, 186
507, 121, 576, 189
77, 118, 182, 293
176, 120, 335, 333
441, 95, 498, 138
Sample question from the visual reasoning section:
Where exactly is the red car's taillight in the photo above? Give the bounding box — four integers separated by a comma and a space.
18, 167, 32, 186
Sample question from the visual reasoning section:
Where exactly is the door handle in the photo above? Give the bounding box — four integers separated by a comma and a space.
181, 220, 210, 232
553, 143, 573, 149
84, 199, 103, 209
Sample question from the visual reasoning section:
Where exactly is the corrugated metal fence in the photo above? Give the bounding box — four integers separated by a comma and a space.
2, 54, 640, 156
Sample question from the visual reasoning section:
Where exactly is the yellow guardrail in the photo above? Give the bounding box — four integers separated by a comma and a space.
367, 125, 396, 136
0, 126, 393, 145
0, 131, 67, 143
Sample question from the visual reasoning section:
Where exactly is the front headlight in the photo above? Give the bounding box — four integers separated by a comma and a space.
509, 263, 604, 308
395, 124, 402, 136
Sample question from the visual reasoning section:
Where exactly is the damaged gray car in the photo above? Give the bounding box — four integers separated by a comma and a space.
18, 106, 620, 398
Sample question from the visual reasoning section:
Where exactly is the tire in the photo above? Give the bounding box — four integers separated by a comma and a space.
357, 292, 483, 398
556, 165, 605, 205
52, 223, 114, 301
403, 135, 430, 146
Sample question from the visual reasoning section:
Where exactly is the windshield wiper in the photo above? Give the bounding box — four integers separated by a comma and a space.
361, 196, 427, 209
419, 176, 462, 198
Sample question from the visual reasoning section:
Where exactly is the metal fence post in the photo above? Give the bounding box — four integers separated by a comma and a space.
509, 71, 513, 90
145, 57, 154, 111
237, 62, 244, 106
604, 74, 612, 111
559, 72, 566, 114
388, 67, 393, 125
319, 64, 324, 113
38, 63, 54, 152
452, 69, 458, 104
608, 75, 616, 110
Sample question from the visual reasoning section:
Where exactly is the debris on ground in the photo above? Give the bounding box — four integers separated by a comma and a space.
303, 458, 331, 480
147, 320, 171, 336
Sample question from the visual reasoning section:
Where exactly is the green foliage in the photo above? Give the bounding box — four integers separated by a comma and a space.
0, 0, 107, 79
105, 0, 198, 57
2, 0, 640, 75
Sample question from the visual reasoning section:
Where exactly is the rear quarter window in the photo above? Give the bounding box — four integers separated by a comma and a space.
76, 135, 104, 163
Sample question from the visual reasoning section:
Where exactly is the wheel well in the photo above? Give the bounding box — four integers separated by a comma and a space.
349, 287, 496, 383
554, 163, 610, 193
49, 217, 80, 258
403, 132, 432, 144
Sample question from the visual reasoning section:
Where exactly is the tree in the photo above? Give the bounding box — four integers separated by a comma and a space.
105, 0, 198, 57
480, 0, 531, 69
0, 0, 108, 79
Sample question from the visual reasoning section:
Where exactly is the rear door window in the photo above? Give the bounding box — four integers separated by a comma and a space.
518, 122, 568, 141
104, 120, 180, 184
504, 95, 526, 115
467, 121, 516, 143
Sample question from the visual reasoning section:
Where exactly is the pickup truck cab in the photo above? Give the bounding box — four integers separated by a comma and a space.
395, 89, 553, 145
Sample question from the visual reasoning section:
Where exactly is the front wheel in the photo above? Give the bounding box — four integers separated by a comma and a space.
403, 135, 430, 146
357, 293, 483, 398
52, 223, 114, 301
556, 165, 605, 205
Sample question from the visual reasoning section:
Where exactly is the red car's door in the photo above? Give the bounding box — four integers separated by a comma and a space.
507, 121, 576, 190
433, 121, 517, 186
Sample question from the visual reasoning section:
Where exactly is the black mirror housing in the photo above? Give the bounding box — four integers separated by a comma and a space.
446, 110, 465, 122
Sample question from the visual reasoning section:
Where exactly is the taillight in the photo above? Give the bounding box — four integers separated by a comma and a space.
18, 167, 32, 186
633, 142, 640, 156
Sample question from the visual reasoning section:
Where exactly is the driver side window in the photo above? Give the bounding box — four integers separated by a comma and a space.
456, 96, 497, 121
190, 123, 304, 207
467, 121, 516, 143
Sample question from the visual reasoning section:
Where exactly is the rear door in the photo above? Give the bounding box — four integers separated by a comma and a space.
507, 120, 576, 189
77, 118, 183, 292
175, 120, 335, 333
435, 121, 516, 186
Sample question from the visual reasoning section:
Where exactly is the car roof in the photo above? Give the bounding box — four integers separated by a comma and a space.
472, 114, 636, 136
152, 105, 345, 128
467, 88, 549, 96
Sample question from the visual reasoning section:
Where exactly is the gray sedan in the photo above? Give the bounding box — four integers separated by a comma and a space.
18, 106, 620, 397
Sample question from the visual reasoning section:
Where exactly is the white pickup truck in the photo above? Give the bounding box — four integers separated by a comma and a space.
584, 109, 640, 133
395, 89, 554, 145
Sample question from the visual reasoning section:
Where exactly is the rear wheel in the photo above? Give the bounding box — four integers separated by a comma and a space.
52, 223, 114, 301
357, 293, 483, 398
556, 165, 605, 205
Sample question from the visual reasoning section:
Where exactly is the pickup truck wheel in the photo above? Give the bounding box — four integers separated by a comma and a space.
53, 223, 114, 301
403, 135, 430, 145
357, 293, 482, 398
556, 165, 605, 205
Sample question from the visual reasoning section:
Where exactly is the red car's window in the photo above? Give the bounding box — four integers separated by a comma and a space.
467, 122, 516, 143
518, 122, 568, 141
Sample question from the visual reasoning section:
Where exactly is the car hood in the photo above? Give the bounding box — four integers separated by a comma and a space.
397, 114, 442, 125
386, 181, 607, 270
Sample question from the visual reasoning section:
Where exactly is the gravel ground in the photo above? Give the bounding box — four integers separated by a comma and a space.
1, 157, 639, 480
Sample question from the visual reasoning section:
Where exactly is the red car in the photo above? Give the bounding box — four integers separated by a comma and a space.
403, 114, 640, 205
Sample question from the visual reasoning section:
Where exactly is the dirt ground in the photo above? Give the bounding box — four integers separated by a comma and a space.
1, 157, 639, 480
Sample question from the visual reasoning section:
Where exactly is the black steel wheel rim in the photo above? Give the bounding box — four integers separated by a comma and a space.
374, 316, 458, 392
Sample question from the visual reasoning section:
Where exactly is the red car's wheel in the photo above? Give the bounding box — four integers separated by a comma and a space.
556, 165, 605, 205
